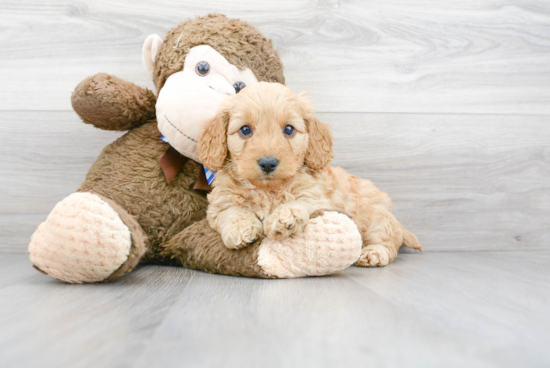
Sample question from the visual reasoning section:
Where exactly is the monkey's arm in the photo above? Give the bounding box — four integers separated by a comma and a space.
71, 73, 156, 131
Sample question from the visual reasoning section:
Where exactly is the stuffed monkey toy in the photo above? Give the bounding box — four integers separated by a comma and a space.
28, 14, 363, 283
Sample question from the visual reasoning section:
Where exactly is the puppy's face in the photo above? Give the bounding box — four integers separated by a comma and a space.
224, 84, 310, 187
198, 82, 333, 188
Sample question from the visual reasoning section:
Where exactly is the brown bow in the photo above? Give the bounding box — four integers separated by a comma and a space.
159, 146, 212, 191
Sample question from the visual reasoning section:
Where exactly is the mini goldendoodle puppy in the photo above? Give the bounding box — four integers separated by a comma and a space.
198, 82, 423, 267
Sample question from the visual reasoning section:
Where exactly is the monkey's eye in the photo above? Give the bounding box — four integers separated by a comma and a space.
196, 61, 210, 76
283, 125, 296, 137
233, 82, 246, 94
239, 125, 252, 137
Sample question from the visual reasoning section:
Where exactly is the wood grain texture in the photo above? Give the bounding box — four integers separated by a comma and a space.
1, 252, 548, 368
0, 111, 123, 251
1, 0, 549, 113
0, 253, 194, 368
1, 111, 548, 252
328, 112, 550, 252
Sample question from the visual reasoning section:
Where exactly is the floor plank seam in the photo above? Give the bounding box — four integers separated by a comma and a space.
128, 269, 197, 368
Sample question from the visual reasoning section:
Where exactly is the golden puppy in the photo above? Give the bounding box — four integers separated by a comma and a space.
198, 82, 423, 267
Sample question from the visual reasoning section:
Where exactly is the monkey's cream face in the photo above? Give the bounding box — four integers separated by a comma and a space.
154, 45, 258, 162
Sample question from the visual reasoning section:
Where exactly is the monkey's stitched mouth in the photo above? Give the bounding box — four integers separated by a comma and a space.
163, 115, 197, 143
208, 85, 232, 96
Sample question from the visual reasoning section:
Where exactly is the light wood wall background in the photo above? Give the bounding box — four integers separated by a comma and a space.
1, 0, 549, 252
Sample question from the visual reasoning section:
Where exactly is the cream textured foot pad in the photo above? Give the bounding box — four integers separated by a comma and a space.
257, 211, 362, 278
28, 192, 132, 283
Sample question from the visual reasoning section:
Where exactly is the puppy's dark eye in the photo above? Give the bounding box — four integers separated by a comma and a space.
283, 125, 296, 137
239, 125, 252, 137
233, 82, 246, 94
196, 61, 210, 76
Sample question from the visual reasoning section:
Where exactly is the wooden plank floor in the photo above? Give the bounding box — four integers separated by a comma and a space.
1, 251, 549, 368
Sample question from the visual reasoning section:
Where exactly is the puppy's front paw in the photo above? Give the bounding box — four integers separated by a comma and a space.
354, 244, 392, 267
264, 206, 309, 240
221, 216, 263, 250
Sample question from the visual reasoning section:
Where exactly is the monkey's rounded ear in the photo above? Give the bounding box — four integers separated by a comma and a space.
142, 34, 164, 76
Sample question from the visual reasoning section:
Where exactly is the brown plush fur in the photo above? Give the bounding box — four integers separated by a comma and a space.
72, 73, 157, 131
162, 219, 272, 278
78, 123, 208, 264
154, 14, 285, 92
69, 14, 287, 279
199, 83, 423, 266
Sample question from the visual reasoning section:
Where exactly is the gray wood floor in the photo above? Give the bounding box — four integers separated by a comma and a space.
1, 251, 549, 368
1, 0, 549, 367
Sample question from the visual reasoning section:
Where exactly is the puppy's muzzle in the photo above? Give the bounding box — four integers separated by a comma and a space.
258, 156, 279, 174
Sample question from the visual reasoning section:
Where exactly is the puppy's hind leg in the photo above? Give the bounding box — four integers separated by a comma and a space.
354, 207, 402, 268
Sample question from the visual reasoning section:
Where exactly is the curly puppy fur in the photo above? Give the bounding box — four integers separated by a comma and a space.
198, 82, 423, 267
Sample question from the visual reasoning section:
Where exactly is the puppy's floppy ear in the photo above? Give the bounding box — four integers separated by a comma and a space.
297, 93, 334, 171
198, 103, 230, 171
305, 117, 334, 171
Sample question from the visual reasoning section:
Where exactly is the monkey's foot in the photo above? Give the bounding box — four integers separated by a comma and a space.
29, 192, 145, 283
257, 211, 362, 278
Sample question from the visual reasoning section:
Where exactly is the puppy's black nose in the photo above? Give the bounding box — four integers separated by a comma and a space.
258, 156, 279, 174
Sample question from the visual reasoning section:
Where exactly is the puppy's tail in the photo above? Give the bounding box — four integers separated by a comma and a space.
402, 226, 424, 251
